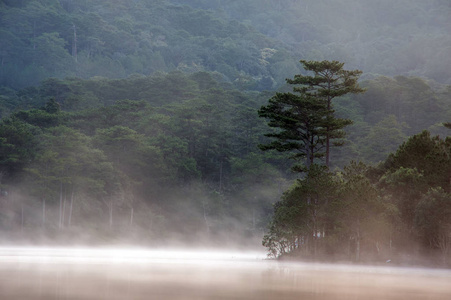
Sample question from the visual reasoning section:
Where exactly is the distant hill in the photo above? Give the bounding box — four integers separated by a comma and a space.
0, 0, 300, 90
2, 0, 450, 91
170, 0, 451, 84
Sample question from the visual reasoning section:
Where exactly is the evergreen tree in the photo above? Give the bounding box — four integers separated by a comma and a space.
258, 91, 327, 172
287, 60, 365, 167
258, 60, 363, 171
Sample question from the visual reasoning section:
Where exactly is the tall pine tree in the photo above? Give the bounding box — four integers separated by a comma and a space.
287, 60, 365, 167
258, 92, 327, 172
259, 60, 364, 171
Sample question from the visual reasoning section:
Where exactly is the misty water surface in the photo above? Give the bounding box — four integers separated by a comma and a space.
0, 247, 450, 300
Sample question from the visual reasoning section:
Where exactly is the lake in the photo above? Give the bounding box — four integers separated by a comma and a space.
0, 247, 450, 299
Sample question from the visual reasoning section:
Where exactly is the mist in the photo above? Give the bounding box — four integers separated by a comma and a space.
1, 247, 451, 299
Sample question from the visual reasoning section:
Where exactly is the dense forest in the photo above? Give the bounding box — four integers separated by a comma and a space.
260, 61, 451, 267
0, 72, 285, 246
0, 0, 450, 266
1, 0, 451, 90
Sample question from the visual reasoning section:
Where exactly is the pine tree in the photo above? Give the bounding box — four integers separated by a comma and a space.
287, 60, 365, 167
258, 91, 327, 172
259, 60, 364, 171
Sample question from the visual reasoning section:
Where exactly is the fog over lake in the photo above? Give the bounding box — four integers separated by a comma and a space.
0, 247, 450, 300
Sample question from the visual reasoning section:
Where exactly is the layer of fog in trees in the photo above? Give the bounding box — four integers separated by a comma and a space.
0, 0, 450, 268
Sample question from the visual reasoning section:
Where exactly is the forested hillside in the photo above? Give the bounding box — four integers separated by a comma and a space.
171, 0, 451, 84
0, 72, 290, 246
2, 0, 450, 90
0, 0, 297, 90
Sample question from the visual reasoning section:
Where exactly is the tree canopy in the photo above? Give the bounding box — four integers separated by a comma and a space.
258, 60, 364, 171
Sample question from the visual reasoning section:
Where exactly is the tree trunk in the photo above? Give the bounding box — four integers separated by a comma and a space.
59, 182, 63, 229
219, 159, 223, 192
72, 24, 78, 63
202, 201, 210, 233
252, 208, 255, 231
311, 204, 318, 257
325, 87, 331, 168
109, 200, 113, 228
68, 189, 74, 227
348, 236, 352, 258
102, 196, 114, 229
309, 136, 314, 167
326, 131, 330, 167
21, 204, 24, 233
389, 232, 393, 253
32, 21, 36, 50
448, 169, 451, 193
356, 237, 360, 262
42, 198, 46, 226
62, 195, 66, 228
356, 220, 361, 262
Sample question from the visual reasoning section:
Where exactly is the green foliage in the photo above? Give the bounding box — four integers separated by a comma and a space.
171, 0, 451, 85
360, 115, 407, 163
26, 125, 115, 199
264, 129, 451, 264
259, 60, 364, 171
287, 60, 364, 167
338, 161, 392, 261
0, 0, 281, 90
415, 187, 451, 263
0, 71, 284, 245
0, 117, 40, 179
356, 76, 444, 136
1, 0, 450, 93
379, 167, 426, 234
263, 165, 338, 258
384, 130, 451, 191
259, 91, 327, 171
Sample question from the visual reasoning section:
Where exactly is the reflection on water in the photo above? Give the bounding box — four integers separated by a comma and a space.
0, 247, 450, 300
